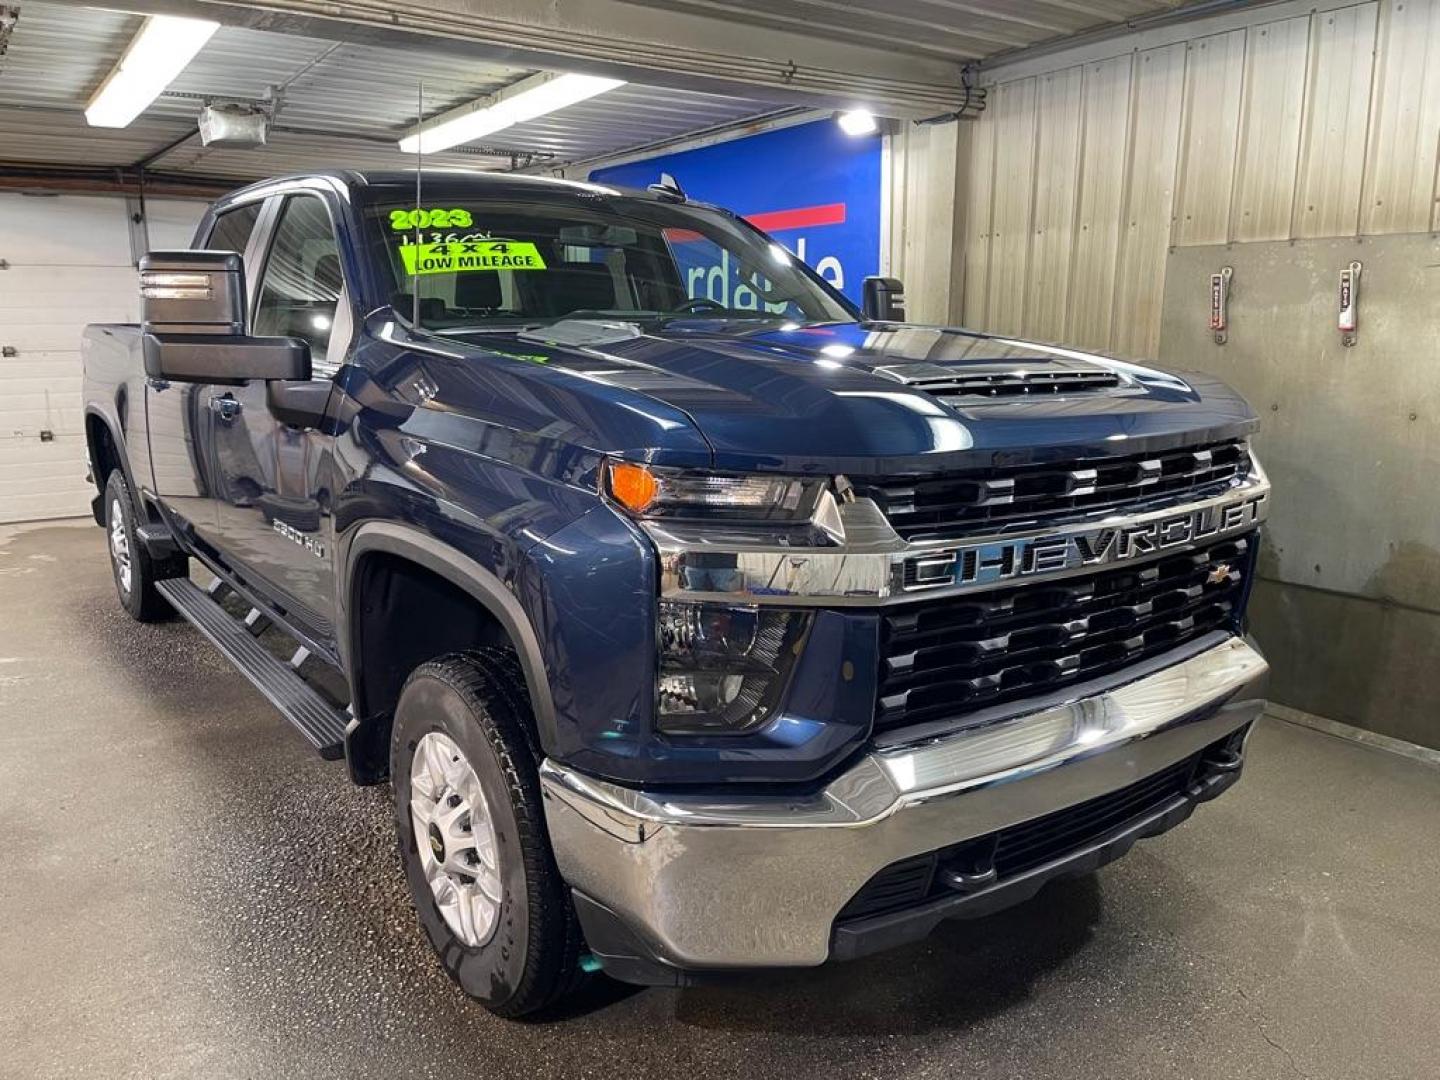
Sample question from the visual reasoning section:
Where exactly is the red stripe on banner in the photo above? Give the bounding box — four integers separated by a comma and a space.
745, 202, 847, 233
662, 203, 848, 245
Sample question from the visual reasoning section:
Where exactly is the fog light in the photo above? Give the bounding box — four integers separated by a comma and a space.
657, 601, 810, 735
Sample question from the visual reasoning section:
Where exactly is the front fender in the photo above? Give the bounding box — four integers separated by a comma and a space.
337, 520, 559, 753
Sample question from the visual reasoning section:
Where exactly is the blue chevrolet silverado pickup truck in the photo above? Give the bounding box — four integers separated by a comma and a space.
82, 170, 1270, 1017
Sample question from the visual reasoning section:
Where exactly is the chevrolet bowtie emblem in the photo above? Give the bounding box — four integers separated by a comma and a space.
1207, 563, 1238, 585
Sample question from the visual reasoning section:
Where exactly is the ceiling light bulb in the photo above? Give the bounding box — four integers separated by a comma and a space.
400, 72, 626, 154
837, 110, 878, 137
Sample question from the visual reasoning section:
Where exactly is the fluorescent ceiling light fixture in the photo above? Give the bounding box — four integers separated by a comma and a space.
400, 71, 626, 154
836, 109, 878, 137
85, 15, 219, 128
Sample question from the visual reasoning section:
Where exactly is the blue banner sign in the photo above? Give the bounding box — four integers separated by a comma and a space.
590, 119, 881, 305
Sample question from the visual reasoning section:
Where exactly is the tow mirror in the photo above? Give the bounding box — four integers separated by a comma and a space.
140, 250, 310, 384
861, 276, 906, 323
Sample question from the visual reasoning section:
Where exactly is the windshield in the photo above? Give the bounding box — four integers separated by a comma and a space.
361, 191, 855, 330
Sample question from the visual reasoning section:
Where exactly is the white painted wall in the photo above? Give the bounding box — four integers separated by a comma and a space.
0, 192, 208, 523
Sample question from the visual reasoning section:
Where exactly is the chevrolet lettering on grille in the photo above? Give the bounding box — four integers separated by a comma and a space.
905, 491, 1268, 591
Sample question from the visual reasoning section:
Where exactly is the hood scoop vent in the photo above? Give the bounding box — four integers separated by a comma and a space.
873, 360, 1123, 399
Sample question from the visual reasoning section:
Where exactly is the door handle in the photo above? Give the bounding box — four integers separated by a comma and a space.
209, 395, 242, 421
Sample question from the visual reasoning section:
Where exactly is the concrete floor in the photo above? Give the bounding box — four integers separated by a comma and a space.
3, 520, 1439, 1080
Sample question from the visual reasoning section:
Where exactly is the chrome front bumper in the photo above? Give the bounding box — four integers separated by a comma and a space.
540, 635, 1269, 972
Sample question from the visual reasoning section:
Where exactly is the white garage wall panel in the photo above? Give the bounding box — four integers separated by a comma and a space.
1025, 67, 1083, 343
147, 199, 208, 250
883, 120, 965, 325
1067, 55, 1132, 350
956, 0, 1440, 357
1362, 0, 1440, 233
984, 78, 1040, 336
1173, 30, 1247, 247
961, 110, 998, 328
1295, 4, 1379, 238
0, 194, 206, 524
1230, 16, 1311, 242
1111, 43, 1187, 358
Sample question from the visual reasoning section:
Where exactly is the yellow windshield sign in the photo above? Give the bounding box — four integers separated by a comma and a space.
389, 207, 474, 231
399, 240, 547, 275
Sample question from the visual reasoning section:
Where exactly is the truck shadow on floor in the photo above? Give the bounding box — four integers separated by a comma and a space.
538, 871, 1105, 1033
661, 874, 1104, 1035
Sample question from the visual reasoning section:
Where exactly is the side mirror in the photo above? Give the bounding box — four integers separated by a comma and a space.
140, 250, 310, 384
861, 276, 906, 323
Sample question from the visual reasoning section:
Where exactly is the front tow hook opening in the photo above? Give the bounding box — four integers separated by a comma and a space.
1191, 739, 1249, 803
1203, 747, 1244, 774
939, 836, 999, 894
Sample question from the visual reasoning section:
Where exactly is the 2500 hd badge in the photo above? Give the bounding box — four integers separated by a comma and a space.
273, 518, 326, 559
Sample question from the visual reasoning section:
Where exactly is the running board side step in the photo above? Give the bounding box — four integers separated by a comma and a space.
156, 577, 348, 760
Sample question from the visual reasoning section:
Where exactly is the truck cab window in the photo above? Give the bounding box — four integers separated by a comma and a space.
253, 196, 343, 369
203, 202, 261, 257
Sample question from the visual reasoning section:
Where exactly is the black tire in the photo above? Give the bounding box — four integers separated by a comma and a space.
103, 470, 185, 623
391, 649, 584, 1018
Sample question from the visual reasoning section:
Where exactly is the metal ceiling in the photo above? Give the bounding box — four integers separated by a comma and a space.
617, 0, 1201, 63
0, 1, 789, 182
0, 0, 1234, 185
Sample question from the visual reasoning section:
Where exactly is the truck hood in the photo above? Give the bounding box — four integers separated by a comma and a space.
442, 319, 1257, 475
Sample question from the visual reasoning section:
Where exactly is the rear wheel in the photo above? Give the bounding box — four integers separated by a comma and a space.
103, 470, 183, 622
391, 650, 584, 1018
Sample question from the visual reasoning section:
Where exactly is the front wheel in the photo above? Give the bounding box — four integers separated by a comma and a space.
103, 470, 183, 622
391, 650, 584, 1018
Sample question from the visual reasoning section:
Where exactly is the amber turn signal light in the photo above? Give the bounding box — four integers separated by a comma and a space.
607, 461, 660, 513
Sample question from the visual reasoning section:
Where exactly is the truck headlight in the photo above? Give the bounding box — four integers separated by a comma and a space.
604, 461, 825, 523
656, 601, 811, 735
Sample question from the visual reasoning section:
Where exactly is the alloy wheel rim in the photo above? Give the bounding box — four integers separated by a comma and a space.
109, 499, 132, 594
409, 731, 503, 948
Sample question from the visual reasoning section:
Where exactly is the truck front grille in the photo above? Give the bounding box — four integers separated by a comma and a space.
855, 439, 1249, 541
874, 533, 1253, 735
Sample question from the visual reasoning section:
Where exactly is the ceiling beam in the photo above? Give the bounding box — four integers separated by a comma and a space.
0, 163, 237, 197
45, 0, 967, 117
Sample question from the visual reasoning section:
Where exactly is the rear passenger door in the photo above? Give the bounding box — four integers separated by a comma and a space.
209, 193, 347, 643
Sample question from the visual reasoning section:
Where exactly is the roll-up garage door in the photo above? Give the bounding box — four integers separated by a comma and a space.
0, 193, 204, 524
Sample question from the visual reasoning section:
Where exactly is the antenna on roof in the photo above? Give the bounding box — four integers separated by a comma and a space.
411, 80, 423, 329
647, 172, 686, 202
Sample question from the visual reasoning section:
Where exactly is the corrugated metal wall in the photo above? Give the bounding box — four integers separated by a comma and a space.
958, 0, 1440, 357
883, 120, 965, 324
934, 0, 1440, 748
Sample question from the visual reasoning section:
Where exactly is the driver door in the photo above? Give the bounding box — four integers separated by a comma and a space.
146, 201, 266, 544
210, 193, 348, 643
